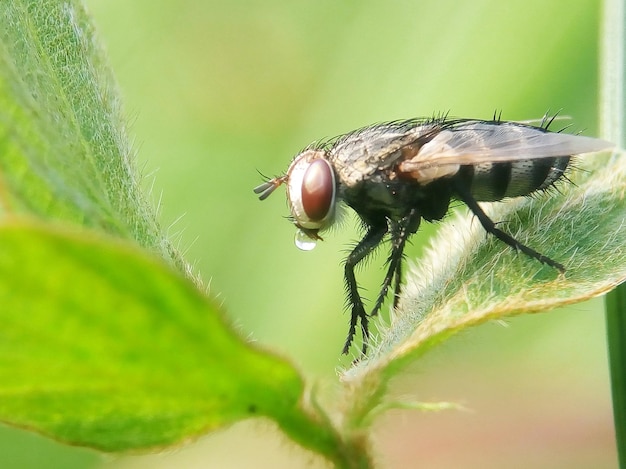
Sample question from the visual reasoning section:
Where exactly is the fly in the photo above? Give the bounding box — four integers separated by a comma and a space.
253, 114, 613, 356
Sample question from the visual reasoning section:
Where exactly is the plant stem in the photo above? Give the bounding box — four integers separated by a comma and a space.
274, 400, 373, 469
607, 289, 626, 468
600, 0, 626, 467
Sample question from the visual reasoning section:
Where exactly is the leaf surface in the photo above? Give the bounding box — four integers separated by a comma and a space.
0, 222, 304, 451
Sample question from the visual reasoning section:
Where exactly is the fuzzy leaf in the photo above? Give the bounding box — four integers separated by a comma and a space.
342, 152, 626, 428
0, 0, 187, 272
0, 221, 304, 451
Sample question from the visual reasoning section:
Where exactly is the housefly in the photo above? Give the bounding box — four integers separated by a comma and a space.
254, 114, 613, 356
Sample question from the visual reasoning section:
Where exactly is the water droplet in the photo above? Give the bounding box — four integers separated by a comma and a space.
294, 229, 317, 251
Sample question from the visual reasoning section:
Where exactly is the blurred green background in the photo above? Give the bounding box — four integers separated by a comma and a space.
0, 0, 617, 468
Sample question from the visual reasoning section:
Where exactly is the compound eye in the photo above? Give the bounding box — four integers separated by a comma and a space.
301, 159, 335, 222
286, 151, 336, 232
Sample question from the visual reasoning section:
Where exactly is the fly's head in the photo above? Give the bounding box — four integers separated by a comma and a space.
254, 149, 338, 251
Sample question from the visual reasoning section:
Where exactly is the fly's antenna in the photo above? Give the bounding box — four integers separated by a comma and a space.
253, 171, 287, 200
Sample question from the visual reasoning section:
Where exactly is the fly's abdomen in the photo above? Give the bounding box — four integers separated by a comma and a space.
466, 156, 571, 201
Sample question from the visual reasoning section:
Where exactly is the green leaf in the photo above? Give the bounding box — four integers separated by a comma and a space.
341, 151, 626, 429
0, 0, 186, 272
0, 221, 304, 451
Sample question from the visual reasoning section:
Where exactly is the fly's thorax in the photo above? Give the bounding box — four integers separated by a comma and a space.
327, 124, 434, 188
327, 153, 373, 188
285, 149, 338, 249
339, 173, 444, 224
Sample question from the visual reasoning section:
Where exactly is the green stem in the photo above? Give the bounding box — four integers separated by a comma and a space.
607, 289, 626, 468
600, 0, 626, 467
274, 401, 373, 469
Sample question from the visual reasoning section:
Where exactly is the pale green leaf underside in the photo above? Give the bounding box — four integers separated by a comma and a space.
342, 152, 626, 428
0, 222, 303, 451
0, 0, 187, 273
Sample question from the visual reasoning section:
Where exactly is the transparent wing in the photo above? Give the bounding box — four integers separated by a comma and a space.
400, 122, 614, 171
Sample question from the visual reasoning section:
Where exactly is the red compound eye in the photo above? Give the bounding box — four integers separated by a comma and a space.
301, 159, 335, 222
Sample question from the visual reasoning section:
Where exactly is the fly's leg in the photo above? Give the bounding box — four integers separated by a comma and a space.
454, 183, 565, 272
343, 223, 388, 355
393, 259, 402, 308
371, 210, 420, 317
